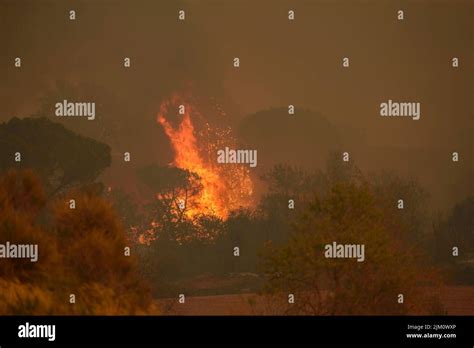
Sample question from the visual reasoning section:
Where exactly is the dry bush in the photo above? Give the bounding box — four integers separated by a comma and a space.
261, 182, 444, 315
0, 170, 60, 283
0, 279, 56, 315
0, 170, 157, 315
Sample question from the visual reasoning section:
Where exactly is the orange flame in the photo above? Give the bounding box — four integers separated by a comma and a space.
157, 93, 253, 220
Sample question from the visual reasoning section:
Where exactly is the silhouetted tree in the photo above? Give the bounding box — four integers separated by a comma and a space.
138, 164, 202, 223
433, 197, 474, 284
370, 171, 431, 248
0, 117, 111, 196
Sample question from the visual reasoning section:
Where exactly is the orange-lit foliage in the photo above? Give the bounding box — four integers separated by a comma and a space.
0, 170, 157, 315
0, 170, 59, 283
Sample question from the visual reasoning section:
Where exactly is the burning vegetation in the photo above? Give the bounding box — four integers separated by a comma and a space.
156, 93, 254, 220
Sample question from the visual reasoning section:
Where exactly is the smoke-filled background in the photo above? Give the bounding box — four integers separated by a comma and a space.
0, 0, 472, 315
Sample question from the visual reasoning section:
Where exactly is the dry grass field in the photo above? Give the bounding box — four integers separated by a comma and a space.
158, 286, 474, 316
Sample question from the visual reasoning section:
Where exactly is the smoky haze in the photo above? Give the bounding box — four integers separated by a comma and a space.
0, 0, 472, 211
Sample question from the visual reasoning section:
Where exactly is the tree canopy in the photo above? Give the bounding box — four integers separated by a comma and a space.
0, 117, 111, 195
260, 181, 443, 315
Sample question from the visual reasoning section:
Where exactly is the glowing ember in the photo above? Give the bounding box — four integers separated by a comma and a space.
157, 93, 253, 219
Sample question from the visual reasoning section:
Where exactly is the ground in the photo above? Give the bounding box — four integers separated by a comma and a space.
158, 286, 474, 316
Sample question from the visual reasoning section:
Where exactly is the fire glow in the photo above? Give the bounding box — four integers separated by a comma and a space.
157, 93, 253, 220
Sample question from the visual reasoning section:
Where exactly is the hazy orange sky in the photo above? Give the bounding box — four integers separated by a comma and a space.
1, 0, 472, 210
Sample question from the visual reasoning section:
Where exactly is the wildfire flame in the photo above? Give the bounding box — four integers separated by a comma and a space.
157, 93, 253, 220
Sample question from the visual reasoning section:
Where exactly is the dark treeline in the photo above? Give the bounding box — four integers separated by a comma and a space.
0, 116, 472, 314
